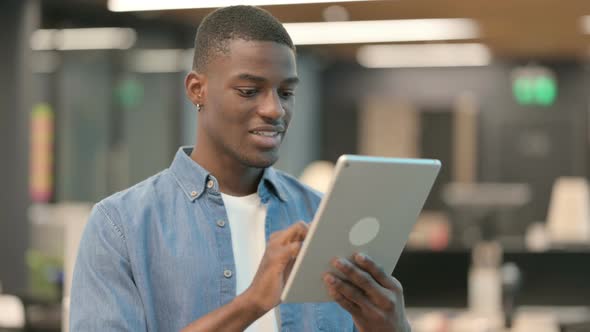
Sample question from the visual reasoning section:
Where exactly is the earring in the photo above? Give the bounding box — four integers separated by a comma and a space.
197, 95, 203, 112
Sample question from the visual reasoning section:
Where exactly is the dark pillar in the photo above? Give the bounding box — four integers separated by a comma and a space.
0, 0, 39, 294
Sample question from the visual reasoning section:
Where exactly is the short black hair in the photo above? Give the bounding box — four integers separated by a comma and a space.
192, 5, 295, 72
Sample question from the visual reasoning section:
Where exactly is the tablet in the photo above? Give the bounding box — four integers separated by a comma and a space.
281, 155, 441, 303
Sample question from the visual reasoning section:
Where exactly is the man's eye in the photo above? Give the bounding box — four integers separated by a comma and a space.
279, 90, 295, 99
237, 88, 258, 97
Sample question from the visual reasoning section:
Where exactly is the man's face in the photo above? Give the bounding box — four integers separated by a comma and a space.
199, 39, 298, 169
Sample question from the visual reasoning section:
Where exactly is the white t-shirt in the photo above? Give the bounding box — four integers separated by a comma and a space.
221, 192, 279, 332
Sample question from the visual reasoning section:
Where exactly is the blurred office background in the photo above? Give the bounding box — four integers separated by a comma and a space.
2, 0, 590, 331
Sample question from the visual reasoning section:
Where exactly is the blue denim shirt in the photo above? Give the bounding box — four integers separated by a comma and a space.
70, 147, 353, 331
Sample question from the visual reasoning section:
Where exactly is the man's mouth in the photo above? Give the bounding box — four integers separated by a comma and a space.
248, 126, 285, 149
251, 131, 280, 137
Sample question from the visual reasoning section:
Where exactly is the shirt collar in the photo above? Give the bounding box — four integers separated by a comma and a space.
260, 165, 288, 202
169, 146, 287, 202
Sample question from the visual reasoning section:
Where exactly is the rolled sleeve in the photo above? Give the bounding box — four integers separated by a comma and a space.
69, 203, 147, 331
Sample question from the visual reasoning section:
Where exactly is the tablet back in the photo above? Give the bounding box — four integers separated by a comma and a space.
282, 155, 441, 303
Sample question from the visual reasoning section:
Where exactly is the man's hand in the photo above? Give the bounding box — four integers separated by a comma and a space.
243, 221, 309, 313
182, 222, 308, 332
323, 253, 411, 332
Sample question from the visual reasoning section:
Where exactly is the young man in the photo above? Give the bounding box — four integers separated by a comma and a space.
70, 5, 411, 332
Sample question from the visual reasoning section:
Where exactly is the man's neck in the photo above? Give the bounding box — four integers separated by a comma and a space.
190, 146, 263, 197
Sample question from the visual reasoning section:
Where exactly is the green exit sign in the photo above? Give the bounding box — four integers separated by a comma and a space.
511, 66, 557, 107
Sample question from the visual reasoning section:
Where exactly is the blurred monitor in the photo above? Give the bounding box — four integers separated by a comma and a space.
442, 183, 532, 248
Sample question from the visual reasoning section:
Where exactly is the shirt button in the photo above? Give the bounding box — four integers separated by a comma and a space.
216, 219, 226, 227
190, 191, 198, 197
223, 269, 233, 278
207, 180, 214, 189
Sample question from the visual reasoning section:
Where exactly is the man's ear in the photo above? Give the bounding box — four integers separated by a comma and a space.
185, 71, 207, 106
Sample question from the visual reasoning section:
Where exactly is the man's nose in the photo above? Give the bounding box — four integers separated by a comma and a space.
258, 90, 285, 120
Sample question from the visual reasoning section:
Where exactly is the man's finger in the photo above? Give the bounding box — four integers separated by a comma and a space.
353, 253, 400, 292
270, 241, 303, 270
323, 273, 376, 311
325, 279, 361, 316
287, 240, 303, 258
284, 221, 309, 243
332, 257, 393, 309
269, 221, 307, 244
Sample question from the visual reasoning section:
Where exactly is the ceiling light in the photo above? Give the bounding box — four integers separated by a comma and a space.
31, 28, 136, 51
356, 43, 491, 68
30, 29, 56, 51
108, 0, 375, 11
284, 19, 479, 45
579, 16, 590, 34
